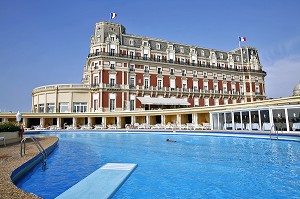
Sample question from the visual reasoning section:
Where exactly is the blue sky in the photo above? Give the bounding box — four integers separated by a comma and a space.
1, 0, 300, 112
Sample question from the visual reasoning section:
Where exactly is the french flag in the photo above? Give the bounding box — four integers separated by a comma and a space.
239, 37, 246, 42
110, 12, 117, 19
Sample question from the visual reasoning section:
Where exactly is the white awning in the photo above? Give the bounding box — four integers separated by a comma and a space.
137, 97, 190, 106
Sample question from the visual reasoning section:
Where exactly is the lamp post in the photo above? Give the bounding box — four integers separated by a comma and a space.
16, 111, 22, 124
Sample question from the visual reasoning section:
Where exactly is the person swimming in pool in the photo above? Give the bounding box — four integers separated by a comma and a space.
166, 139, 176, 142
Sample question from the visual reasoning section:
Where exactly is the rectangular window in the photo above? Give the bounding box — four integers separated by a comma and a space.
94, 63, 98, 69
130, 77, 135, 88
39, 104, 45, 113
223, 83, 227, 92
110, 63, 115, 69
204, 72, 207, 78
170, 68, 174, 75
130, 51, 134, 59
110, 99, 115, 111
144, 65, 149, 72
232, 84, 236, 94
214, 99, 219, 106
110, 49, 115, 56
144, 79, 149, 89
73, 102, 87, 113
143, 54, 148, 60
93, 99, 98, 111
157, 55, 161, 61
182, 69, 186, 76
130, 100, 135, 111
204, 98, 209, 106
193, 80, 198, 91
47, 103, 55, 113
170, 79, 176, 91
193, 70, 197, 77
158, 79, 162, 90
110, 78, 115, 86
214, 83, 218, 91
204, 82, 208, 91
129, 64, 135, 72
256, 86, 260, 94
157, 67, 162, 74
59, 102, 69, 113
194, 98, 199, 107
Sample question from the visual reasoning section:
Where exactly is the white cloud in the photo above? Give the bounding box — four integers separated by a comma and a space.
264, 55, 300, 98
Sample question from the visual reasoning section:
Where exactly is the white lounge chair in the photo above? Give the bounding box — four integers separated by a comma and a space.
202, 123, 211, 130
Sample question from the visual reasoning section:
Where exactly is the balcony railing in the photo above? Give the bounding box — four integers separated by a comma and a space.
88, 52, 266, 74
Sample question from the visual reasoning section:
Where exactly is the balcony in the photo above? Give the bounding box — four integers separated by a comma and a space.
87, 52, 266, 74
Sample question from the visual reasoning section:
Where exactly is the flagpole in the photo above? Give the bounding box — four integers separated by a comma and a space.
109, 13, 111, 22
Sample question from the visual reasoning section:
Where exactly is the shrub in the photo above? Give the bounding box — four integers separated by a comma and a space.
0, 122, 20, 132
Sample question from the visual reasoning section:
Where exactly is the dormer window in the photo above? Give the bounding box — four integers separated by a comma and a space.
220, 53, 223, 59
236, 56, 240, 61
169, 45, 173, 50
201, 50, 205, 56
156, 43, 161, 50
111, 36, 115, 41
180, 47, 184, 53
129, 39, 134, 46
143, 41, 148, 46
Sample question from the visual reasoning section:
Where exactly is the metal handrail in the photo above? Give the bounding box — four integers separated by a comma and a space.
269, 125, 278, 140
21, 136, 47, 171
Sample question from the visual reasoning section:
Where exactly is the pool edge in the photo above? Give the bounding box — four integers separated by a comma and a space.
11, 138, 59, 183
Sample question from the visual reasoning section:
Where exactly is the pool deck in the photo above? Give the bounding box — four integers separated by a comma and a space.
0, 136, 58, 199
56, 163, 137, 199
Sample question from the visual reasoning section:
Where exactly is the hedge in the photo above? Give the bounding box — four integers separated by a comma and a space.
0, 122, 21, 132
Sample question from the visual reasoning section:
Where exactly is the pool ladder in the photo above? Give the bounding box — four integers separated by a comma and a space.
269, 125, 278, 140
21, 136, 47, 171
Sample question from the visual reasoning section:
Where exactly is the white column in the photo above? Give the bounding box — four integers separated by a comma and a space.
40, 118, 45, 128
231, 111, 235, 130
102, 117, 106, 126
146, 115, 150, 125
161, 115, 166, 125
117, 116, 121, 128
258, 110, 262, 131
269, 108, 274, 131
88, 117, 92, 126
193, 113, 198, 125
240, 112, 243, 130
176, 114, 181, 126
285, 108, 289, 132
131, 116, 136, 124
73, 117, 77, 128
57, 117, 61, 128
217, 113, 220, 130
248, 111, 252, 131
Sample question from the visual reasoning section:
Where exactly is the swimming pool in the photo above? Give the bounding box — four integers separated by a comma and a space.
16, 132, 300, 198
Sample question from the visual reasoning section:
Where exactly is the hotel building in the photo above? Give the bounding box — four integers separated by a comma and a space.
32, 21, 266, 114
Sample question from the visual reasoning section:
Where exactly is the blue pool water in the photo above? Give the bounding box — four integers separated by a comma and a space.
16, 132, 300, 199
